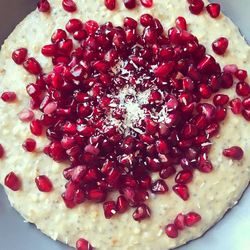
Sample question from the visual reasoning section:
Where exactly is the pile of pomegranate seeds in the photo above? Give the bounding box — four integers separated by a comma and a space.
165, 211, 201, 238
9, 10, 248, 222
37, 0, 51, 13
4, 172, 21, 191
76, 238, 93, 250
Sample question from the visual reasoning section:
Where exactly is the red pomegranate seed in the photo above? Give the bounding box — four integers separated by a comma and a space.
243, 97, 250, 109
173, 184, 189, 200
62, 0, 77, 12
1, 91, 17, 102
184, 212, 201, 226
4, 172, 21, 191
206, 3, 220, 18
175, 16, 187, 30
140, 0, 153, 8
212, 37, 229, 55
174, 213, 185, 230
0, 144, 5, 159
12, 48, 28, 64
37, 0, 50, 12
66, 19, 83, 33
88, 188, 107, 203
85, 20, 99, 35
242, 109, 250, 121
124, 17, 138, 28
22, 138, 36, 152
132, 204, 151, 221
44, 102, 58, 114
51, 29, 67, 43
223, 64, 238, 74
23, 57, 42, 75
165, 224, 178, 238
213, 94, 229, 106
236, 81, 250, 97
140, 14, 154, 27
116, 195, 128, 213
123, 0, 136, 9
103, 201, 117, 219
151, 179, 168, 194
189, 0, 204, 15
30, 119, 43, 136
154, 62, 175, 77
223, 146, 244, 160
35, 175, 53, 192
76, 238, 93, 250
105, 0, 116, 10
175, 170, 193, 184
235, 69, 248, 81
229, 98, 242, 114
197, 157, 213, 173
41, 44, 57, 57
215, 107, 227, 122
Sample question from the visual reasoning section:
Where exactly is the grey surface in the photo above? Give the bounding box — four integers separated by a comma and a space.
0, 1, 249, 250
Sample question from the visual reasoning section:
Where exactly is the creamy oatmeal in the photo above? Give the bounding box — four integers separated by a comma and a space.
0, 0, 249, 249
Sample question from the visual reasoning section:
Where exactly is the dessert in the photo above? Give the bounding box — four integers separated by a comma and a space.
0, 0, 249, 249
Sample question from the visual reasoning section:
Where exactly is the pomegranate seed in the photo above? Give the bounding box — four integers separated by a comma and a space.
175, 16, 187, 30
132, 204, 151, 221
197, 157, 213, 173
140, 0, 153, 8
85, 20, 99, 35
212, 37, 229, 55
151, 179, 168, 194
124, 17, 138, 28
243, 97, 250, 109
22, 138, 36, 152
184, 212, 201, 226
66, 19, 83, 33
103, 201, 117, 218
76, 238, 93, 250
23, 57, 42, 75
236, 81, 250, 97
88, 188, 107, 203
223, 146, 244, 160
174, 213, 185, 230
35, 175, 53, 192
213, 94, 229, 106
175, 170, 193, 184
62, 0, 77, 12
123, 0, 136, 9
116, 195, 128, 213
1, 91, 17, 102
12, 48, 27, 64
37, 0, 50, 12
235, 69, 248, 81
140, 14, 154, 27
154, 62, 175, 77
165, 224, 178, 238
242, 109, 250, 121
51, 29, 67, 43
229, 98, 242, 114
0, 144, 5, 159
4, 172, 21, 191
105, 0, 116, 10
30, 119, 43, 136
206, 3, 220, 18
223, 64, 238, 74
172, 184, 189, 200
41, 44, 57, 57
189, 0, 204, 15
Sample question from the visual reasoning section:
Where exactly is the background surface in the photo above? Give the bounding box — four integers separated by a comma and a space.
0, 1, 249, 250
